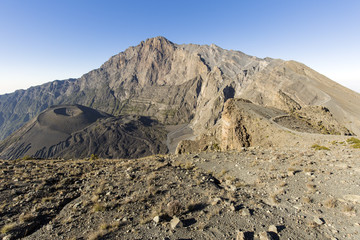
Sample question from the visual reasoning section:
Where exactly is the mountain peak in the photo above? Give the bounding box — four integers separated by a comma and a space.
141, 36, 176, 51
145, 36, 173, 44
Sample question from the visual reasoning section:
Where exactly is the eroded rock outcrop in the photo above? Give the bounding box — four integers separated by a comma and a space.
177, 98, 353, 153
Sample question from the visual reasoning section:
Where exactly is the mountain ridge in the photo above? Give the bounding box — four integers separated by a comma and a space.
0, 36, 359, 144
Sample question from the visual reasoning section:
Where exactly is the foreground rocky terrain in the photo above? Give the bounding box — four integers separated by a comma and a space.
1, 138, 359, 239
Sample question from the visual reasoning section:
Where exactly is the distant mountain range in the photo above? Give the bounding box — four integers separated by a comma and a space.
0, 36, 359, 159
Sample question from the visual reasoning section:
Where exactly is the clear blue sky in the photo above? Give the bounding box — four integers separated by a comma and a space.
0, 0, 359, 94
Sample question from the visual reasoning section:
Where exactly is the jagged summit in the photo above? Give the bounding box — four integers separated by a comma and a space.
143, 36, 175, 47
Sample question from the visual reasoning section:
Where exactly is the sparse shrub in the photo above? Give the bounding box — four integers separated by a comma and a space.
304, 168, 315, 173
184, 161, 195, 170
346, 137, 360, 144
307, 221, 319, 228
250, 161, 259, 167
324, 198, 337, 208
99, 223, 111, 230
342, 205, 355, 213
90, 154, 99, 160
19, 212, 35, 223
269, 194, 280, 204
211, 143, 221, 151
92, 203, 106, 212
351, 143, 360, 148
235, 181, 249, 188
346, 137, 360, 148
306, 183, 316, 193
22, 155, 33, 160
1, 222, 16, 234
87, 230, 106, 240
41, 196, 54, 203
278, 181, 287, 187
224, 173, 235, 181
311, 144, 329, 151
302, 196, 313, 204
218, 169, 228, 178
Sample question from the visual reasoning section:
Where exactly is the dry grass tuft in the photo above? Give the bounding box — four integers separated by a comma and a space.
92, 203, 106, 212
87, 230, 106, 240
301, 196, 313, 204
278, 181, 287, 187
1, 222, 16, 234
19, 212, 36, 223
323, 198, 337, 208
307, 221, 319, 228
269, 194, 280, 204
306, 183, 316, 193
311, 144, 329, 151
342, 205, 355, 214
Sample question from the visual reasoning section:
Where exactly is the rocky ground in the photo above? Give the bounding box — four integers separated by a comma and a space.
0, 139, 359, 240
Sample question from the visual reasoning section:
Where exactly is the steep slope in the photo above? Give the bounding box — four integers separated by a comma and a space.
0, 36, 359, 144
176, 98, 353, 154
0, 105, 168, 160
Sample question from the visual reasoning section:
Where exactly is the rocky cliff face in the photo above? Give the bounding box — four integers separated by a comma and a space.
0, 36, 359, 144
176, 98, 353, 154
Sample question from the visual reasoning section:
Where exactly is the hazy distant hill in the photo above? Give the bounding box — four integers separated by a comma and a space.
0, 36, 359, 143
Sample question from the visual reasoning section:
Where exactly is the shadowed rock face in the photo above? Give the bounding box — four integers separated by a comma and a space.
0, 105, 168, 160
0, 36, 359, 144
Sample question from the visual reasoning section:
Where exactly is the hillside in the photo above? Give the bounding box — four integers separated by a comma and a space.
0, 105, 167, 160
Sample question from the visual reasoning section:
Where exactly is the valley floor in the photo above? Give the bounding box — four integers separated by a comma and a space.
0, 141, 359, 240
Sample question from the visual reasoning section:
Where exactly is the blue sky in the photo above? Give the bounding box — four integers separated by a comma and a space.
0, 0, 359, 94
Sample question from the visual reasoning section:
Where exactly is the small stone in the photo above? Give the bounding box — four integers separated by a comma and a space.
153, 215, 160, 224
228, 184, 237, 191
268, 225, 278, 233
46, 224, 53, 231
241, 208, 251, 216
259, 231, 271, 240
3, 235, 12, 240
73, 202, 81, 208
170, 216, 182, 229
236, 231, 245, 240
211, 197, 221, 205
313, 217, 324, 225
230, 204, 236, 211
259, 231, 278, 240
